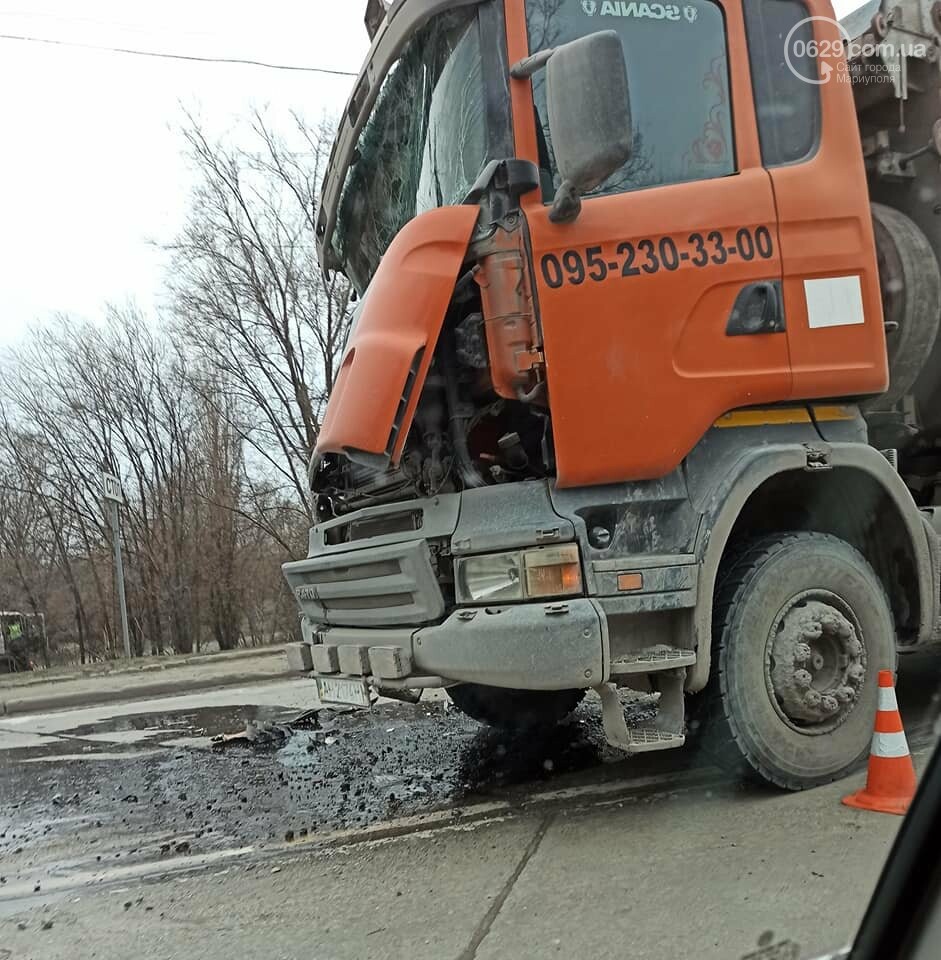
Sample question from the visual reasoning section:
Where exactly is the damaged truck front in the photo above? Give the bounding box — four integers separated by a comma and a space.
285, 0, 941, 789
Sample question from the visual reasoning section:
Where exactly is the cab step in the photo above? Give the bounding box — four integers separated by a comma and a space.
616, 726, 686, 753
595, 676, 688, 754
609, 646, 696, 675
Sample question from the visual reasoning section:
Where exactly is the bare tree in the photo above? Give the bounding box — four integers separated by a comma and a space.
0, 109, 344, 663
167, 109, 352, 543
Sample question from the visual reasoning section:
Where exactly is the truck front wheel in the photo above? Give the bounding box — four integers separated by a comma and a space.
704, 532, 896, 790
447, 684, 584, 730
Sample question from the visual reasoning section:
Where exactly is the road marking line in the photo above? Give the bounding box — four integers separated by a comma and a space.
457, 815, 553, 960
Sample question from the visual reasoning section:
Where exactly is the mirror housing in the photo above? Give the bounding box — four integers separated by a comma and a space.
541, 31, 632, 223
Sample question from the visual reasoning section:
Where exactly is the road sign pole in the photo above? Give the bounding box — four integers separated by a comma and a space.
109, 499, 131, 659
102, 473, 132, 660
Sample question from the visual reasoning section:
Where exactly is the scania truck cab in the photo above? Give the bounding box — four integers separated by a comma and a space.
284, 0, 941, 788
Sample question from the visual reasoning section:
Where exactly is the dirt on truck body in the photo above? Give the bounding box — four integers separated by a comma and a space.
284, 0, 941, 788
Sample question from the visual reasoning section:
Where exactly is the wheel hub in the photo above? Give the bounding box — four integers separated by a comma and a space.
768, 598, 867, 727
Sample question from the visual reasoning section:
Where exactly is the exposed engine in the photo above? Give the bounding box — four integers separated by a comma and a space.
314, 230, 553, 522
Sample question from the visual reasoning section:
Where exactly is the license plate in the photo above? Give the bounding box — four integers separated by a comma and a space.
316, 676, 371, 708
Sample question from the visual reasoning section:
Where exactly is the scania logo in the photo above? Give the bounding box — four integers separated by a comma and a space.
586, 2, 684, 20
684, 4, 698, 20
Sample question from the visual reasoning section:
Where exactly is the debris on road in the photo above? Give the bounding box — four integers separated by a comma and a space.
211, 720, 294, 750
210, 705, 360, 750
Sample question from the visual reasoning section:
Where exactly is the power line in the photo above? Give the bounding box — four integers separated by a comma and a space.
0, 9, 213, 39
0, 31, 359, 76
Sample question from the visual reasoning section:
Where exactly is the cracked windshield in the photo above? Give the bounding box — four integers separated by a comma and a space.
2, 1, 941, 959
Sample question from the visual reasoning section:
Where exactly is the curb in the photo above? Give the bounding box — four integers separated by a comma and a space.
0, 646, 286, 692
0, 667, 306, 718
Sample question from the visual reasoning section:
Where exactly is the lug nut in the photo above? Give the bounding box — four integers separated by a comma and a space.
794, 669, 813, 690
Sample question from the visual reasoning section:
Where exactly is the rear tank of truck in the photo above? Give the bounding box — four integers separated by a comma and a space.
843, 0, 941, 459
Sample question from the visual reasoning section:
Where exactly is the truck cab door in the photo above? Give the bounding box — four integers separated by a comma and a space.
744, 0, 886, 401
510, 0, 790, 488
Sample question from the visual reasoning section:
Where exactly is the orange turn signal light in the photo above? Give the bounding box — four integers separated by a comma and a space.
617, 572, 644, 592
523, 544, 582, 599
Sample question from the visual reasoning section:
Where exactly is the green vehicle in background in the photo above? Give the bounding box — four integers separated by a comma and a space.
0, 611, 44, 673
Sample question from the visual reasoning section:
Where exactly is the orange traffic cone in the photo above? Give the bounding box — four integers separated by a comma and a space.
842, 670, 917, 816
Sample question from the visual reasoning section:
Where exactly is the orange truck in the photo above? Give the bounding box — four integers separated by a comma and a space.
284, 0, 941, 788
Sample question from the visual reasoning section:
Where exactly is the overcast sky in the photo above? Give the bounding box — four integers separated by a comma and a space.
0, 1, 367, 346
0, 0, 864, 347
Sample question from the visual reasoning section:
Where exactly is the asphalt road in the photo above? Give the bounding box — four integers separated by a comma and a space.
1, 654, 940, 960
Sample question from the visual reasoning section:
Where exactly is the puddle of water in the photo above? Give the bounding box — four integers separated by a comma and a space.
57, 703, 298, 741
0, 731, 62, 751
72, 731, 169, 745
22, 750, 163, 764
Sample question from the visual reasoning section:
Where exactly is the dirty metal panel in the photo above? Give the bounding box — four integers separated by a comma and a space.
311, 644, 340, 674
592, 563, 699, 599
367, 645, 412, 679
809, 404, 867, 444
283, 539, 444, 628
309, 493, 460, 557
549, 473, 700, 573
592, 553, 696, 572
598, 590, 698, 615
683, 417, 823, 513
450, 480, 575, 555
338, 645, 371, 675
413, 598, 604, 689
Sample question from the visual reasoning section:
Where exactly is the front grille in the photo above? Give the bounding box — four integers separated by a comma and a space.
324, 509, 422, 546
325, 593, 414, 610
283, 539, 445, 627
311, 559, 400, 583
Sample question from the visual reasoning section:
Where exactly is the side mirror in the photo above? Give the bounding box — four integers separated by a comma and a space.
514, 31, 632, 223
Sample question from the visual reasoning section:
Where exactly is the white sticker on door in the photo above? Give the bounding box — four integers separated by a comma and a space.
804, 276, 865, 329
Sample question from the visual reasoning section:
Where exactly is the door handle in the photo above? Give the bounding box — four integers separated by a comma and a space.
726, 281, 785, 336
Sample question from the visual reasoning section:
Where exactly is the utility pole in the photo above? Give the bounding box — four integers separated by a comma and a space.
102, 472, 131, 659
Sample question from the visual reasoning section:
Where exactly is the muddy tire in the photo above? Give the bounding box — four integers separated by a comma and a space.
447, 684, 584, 730
703, 532, 896, 790
869, 202, 941, 409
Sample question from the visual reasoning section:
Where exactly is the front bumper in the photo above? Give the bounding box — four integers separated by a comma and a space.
282, 481, 697, 696
307, 598, 606, 692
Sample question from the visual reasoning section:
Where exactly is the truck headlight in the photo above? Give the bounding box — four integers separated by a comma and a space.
456, 544, 582, 603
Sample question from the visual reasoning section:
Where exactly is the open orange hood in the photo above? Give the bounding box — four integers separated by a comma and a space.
315, 205, 478, 468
